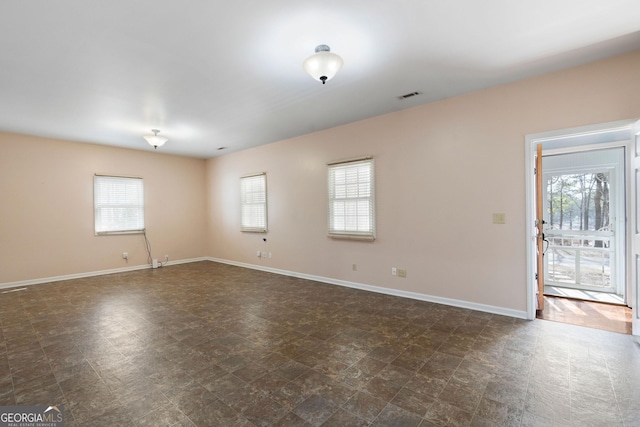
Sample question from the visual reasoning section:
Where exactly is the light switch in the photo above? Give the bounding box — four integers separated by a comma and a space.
493, 213, 506, 224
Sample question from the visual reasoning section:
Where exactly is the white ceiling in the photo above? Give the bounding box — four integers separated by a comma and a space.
1, 1, 640, 159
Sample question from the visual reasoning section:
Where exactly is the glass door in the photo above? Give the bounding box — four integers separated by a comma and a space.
542, 148, 625, 297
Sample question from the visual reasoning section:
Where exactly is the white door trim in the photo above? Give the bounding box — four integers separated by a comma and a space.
629, 121, 640, 336
525, 120, 638, 333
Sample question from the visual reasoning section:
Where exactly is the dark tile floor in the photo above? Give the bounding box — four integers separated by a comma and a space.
1, 261, 639, 426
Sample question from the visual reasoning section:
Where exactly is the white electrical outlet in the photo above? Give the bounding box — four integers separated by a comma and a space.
261, 251, 267, 258
257, 250, 261, 257
122, 252, 128, 260
164, 255, 169, 262
391, 267, 397, 276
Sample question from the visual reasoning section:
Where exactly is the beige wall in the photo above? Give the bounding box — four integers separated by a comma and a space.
205, 50, 640, 314
0, 133, 207, 284
2, 51, 639, 315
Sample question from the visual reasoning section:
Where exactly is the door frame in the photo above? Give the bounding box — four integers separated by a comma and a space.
525, 119, 638, 336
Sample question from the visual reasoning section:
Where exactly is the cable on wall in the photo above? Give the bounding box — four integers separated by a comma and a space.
143, 230, 164, 268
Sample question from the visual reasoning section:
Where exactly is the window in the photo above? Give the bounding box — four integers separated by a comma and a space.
240, 173, 267, 232
327, 157, 375, 240
94, 175, 144, 235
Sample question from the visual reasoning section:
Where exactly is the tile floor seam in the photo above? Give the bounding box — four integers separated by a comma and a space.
605, 357, 627, 427
1, 319, 17, 407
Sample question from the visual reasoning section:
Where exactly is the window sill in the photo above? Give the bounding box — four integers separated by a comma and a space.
328, 233, 375, 241
95, 230, 145, 236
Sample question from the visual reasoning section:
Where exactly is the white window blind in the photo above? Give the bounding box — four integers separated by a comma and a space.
327, 158, 375, 240
94, 175, 144, 235
240, 173, 267, 232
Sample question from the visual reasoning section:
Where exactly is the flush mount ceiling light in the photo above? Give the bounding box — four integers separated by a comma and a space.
144, 129, 167, 149
303, 44, 343, 85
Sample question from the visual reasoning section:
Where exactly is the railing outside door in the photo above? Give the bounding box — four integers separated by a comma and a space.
545, 229, 614, 293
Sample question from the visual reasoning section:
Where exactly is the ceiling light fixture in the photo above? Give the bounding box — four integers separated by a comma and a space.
144, 129, 167, 149
302, 45, 343, 85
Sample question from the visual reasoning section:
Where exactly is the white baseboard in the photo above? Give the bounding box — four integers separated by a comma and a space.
1, 257, 528, 320
208, 257, 528, 320
0, 257, 210, 290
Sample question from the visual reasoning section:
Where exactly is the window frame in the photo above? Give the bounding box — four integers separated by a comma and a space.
94, 174, 145, 236
327, 157, 375, 240
240, 172, 268, 233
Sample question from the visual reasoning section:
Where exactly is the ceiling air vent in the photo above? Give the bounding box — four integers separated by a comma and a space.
398, 91, 422, 100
